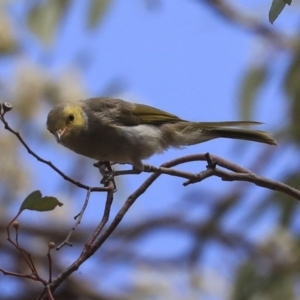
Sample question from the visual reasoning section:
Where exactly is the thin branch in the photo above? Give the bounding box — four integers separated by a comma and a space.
2, 103, 300, 298
45, 171, 161, 295
87, 180, 115, 245
47, 244, 54, 283
56, 189, 92, 250
44, 151, 300, 295
213, 167, 300, 200
197, 0, 296, 50
0, 112, 108, 193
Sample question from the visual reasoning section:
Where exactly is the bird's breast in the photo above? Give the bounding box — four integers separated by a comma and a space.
61, 124, 167, 163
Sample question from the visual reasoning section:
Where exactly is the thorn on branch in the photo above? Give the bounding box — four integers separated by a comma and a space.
205, 152, 217, 169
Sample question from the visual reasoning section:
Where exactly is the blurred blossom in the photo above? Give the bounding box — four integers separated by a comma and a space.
13, 61, 46, 120
0, 12, 18, 54
0, 136, 28, 196
259, 228, 298, 266
54, 69, 87, 103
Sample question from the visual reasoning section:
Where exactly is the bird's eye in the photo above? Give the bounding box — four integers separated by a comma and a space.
68, 114, 74, 122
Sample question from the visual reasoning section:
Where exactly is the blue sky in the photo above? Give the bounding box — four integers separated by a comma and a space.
1, 0, 296, 298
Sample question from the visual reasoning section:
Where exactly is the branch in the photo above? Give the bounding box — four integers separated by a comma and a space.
212, 167, 300, 200
196, 0, 296, 50
2, 103, 299, 297
141, 154, 300, 201
0, 105, 108, 193
43, 152, 300, 296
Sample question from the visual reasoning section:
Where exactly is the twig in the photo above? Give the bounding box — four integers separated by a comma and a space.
3, 102, 300, 298
197, 0, 296, 50
0, 110, 108, 192
2, 221, 47, 285
213, 167, 300, 200
44, 171, 161, 295
56, 189, 92, 250
47, 243, 55, 283
85, 180, 115, 248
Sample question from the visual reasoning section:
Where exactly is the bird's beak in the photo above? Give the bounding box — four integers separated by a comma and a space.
54, 128, 66, 143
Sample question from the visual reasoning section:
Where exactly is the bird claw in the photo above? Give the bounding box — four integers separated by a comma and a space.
94, 161, 142, 189
93, 161, 117, 190
100, 170, 115, 185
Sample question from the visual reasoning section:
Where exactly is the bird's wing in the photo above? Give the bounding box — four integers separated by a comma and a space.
82, 98, 263, 127
131, 103, 183, 124
83, 97, 183, 126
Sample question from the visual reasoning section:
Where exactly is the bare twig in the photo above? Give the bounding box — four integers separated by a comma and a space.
43, 150, 300, 295
212, 167, 300, 200
85, 180, 115, 247
44, 171, 161, 296
2, 102, 300, 299
47, 243, 55, 283
0, 110, 108, 193
197, 0, 296, 50
57, 189, 92, 250
1, 222, 48, 285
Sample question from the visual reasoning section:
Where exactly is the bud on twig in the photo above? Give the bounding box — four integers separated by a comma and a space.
12, 220, 19, 230
3, 102, 12, 113
48, 242, 55, 249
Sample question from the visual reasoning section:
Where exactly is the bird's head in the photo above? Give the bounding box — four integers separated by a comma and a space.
46, 102, 87, 143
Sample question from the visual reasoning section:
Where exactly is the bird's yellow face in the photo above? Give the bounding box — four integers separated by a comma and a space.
46, 103, 86, 143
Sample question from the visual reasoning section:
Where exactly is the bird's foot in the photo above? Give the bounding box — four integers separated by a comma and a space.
93, 161, 117, 188
94, 161, 145, 187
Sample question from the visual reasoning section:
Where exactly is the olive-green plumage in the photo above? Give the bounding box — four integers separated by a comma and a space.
46, 97, 277, 171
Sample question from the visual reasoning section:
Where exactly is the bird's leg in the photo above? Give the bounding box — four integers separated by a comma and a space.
111, 159, 144, 176
94, 161, 152, 183
93, 161, 117, 189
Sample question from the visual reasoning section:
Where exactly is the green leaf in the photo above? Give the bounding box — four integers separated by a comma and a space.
284, 0, 292, 5
239, 66, 267, 121
19, 190, 63, 212
27, 0, 70, 45
284, 47, 300, 144
232, 262, 263, 300
88, 0, 111, 28
284, 50, 300, 98
269, 0, 286, 24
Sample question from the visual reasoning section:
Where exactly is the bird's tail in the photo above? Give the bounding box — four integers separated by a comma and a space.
210, 127, 277, 145
166, 121, 277, 146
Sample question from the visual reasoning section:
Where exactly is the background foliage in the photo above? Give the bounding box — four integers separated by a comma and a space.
0, 1, 299, 299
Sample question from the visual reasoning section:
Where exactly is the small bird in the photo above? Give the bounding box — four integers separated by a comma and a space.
47, 97, 277, 171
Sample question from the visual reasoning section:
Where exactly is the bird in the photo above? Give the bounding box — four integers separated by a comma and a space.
46, 97, 277, 172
